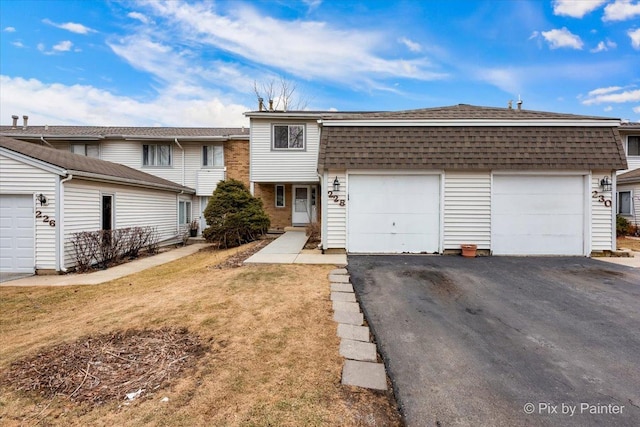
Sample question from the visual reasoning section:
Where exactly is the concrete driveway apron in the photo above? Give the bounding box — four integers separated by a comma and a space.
348, 255, 640, 427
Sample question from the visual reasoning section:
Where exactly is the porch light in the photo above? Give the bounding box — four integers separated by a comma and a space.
36, 193, 48, 206
333, 176, 340, 192
600, 176, 612, 192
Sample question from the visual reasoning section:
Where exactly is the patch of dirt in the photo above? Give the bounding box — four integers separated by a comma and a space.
208, 239, 271, 269
617, 236, 640, 252
402, 269, 461, 299
565, 268, 624, 279
1, 327, 207, 405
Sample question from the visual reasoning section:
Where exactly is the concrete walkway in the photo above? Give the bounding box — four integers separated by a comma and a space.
244, 231, 347, 265
594, 254, 640, 268
1, 243, 211, 287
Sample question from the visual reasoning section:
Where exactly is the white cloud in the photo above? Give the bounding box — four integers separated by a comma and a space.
603, 0, 640, 21
127, 12, 151, 24
552, 0, 607, 18
582, 88, 640, 105
3, 26, 16, 32
475, 68, 522, 94
53, 40, 73, 52
398, 37, 422, 52
629, 28, 640, 49
137, 1, 446, 86
588, 86, 623, 96
302, 0, 322, 10
604, 106, 613, 111
590, 39, 617, 52
528, 31, 539, 40
42, 18, 96, 34
633, 106, 640, 113
541, 27, 584, 49
11, 41, 24, 48
0, 75, 249, 127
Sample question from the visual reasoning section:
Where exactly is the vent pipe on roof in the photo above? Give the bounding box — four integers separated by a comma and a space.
11, 115, 18, 129
517, 96, 523, 111
22, 115, 29, 130
268, 99, 274, 111
507, 100, 513, 110
258, 97, 264, 111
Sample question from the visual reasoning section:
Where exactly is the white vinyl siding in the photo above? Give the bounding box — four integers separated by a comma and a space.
443, 171, 491, 249
250, 119, 320, 182
63, 180, 182, 268
325, 171, 346, 249
591, 171, 615, 251
0, 154, 57, 270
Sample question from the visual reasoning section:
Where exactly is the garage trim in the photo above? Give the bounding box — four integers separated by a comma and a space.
490, 171, 591, 256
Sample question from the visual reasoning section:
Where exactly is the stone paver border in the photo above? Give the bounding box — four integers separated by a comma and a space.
328, 268, 388, 391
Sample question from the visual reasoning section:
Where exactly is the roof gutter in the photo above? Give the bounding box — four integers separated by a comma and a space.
40, 136, 54, 147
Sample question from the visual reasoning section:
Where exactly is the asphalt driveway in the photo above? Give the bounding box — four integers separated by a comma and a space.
348, 256, 640, 427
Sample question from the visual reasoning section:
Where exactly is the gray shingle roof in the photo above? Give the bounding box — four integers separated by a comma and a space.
0, 126, 249, 139
318, 126, 627, 171
0, 136, 195, 193
618, 168, 640, 183
323, 104, 619, 121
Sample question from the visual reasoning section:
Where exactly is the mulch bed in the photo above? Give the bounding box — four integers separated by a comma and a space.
1, 327, 206, 405
209, 239, 272, 269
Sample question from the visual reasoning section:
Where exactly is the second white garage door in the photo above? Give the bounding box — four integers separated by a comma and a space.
348, 174, 440, 253
492, 175, 586, 255
0, 194, 35, 273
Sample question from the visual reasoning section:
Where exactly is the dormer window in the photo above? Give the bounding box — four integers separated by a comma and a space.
273, 124, 305, 150
627, 136, 639, 156
71, 143, 99, 158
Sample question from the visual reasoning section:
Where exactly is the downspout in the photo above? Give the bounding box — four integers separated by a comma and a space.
174, 138, 185, 186
58, 174, 73, 272
40, 136, 54, 148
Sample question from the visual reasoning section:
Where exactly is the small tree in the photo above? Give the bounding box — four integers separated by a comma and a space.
203, 179, 270, 248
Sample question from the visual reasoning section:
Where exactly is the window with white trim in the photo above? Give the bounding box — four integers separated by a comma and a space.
179, 200, 192, 225
275, 185, 285, 208
203, 145, 224, 167
273, 124, 305, 150
627, 136, 640, 156
618, 191, 632, 215
143, 144, 172, 166
71, 143, 100, 158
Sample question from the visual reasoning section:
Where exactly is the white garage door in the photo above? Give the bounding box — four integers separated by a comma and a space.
348, 175, 440, 253
492, 175, 585, 255
0, 195, 35, 273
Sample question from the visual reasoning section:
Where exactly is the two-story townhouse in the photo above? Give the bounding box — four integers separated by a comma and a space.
616, 122, 640, 226
244, 110, 325, 230
0, 122, 250, 234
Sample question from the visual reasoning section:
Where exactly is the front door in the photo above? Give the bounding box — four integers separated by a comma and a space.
292, 185, 312, 225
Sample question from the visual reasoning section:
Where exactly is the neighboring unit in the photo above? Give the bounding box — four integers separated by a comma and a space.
0, 123, 249, 234
0, 136, 195, 275
616, 123, 640, 228
315, 104, 627, 256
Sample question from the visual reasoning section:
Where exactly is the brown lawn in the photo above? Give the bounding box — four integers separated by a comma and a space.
617, 236, 640, 252
0, 243, 401, 426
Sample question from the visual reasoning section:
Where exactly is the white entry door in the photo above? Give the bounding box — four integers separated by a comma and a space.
348, 174, 440, 253
492, 175, 586, 255
292, 185, 313, 225
0, 195, 35, 273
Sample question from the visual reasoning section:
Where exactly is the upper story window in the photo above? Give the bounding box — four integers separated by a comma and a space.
203, 145, 224, 167
273, 124, 305, 150
71, 143, 99, 158
627, 136, 639, 156
143, 144, 172, 166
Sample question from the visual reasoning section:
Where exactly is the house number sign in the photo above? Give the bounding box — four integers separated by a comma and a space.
35, 210, 56, 227
327, 190, 346, 207
591, 191, 612, 208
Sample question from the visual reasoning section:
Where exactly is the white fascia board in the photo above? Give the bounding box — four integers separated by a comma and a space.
0, 133, 104, 140
0, 147, 66, 175
321, 119, 621, 127
245, 112, 324, 119
121, 135, 230, 141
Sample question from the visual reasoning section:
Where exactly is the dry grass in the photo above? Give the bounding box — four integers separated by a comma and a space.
617, 236, 640, 252
0, 242, 401, 426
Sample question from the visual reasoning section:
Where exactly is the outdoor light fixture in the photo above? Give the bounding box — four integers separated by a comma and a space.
333, 176, 340, 192
36, 193, 48, 206
600, 176, 612, 192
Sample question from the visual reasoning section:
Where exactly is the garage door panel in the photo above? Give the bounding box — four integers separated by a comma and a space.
348, 175, 440, 253
492, 176, 585, 256
0, 195, 34, 273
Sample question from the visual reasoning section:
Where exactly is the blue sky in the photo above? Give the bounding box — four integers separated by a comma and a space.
1, 0, 639, 127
